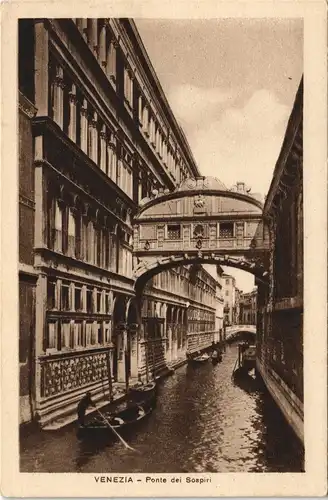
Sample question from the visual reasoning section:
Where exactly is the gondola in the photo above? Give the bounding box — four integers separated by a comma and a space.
128, 380, 157, 403
188, 353, 210, 364
77, 400, 153, 440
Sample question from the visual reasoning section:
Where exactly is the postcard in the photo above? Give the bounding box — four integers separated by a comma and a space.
1, 0, 327, 497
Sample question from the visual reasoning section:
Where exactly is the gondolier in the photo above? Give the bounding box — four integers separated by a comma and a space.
77, 392, 96, 427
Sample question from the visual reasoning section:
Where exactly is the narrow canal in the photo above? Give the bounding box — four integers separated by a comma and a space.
20, 344, 304, 473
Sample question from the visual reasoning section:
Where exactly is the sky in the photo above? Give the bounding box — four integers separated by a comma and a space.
135, 18, 303, 291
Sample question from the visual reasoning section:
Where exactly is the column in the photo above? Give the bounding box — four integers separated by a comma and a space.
90, 111, 98, 163
68, 84, 77, 142
80, 98, 88, 154
90, 19, 98, 57
117, 326, 127, 383
35, 272, 48, 408
99, 125, 107, 172
166, 325, 172, 363
34, 158, 46, 248
34, 21, 49, 116
81, 19, 88, 42
106, 39, 117, 81
99, 24, 107, 70
53, 66, 64, 129
129, 329, 138, 379
138, 95, 143, 124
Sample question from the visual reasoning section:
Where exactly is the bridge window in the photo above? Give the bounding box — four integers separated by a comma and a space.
220, 222, 233, 238
167, 224, 181, 240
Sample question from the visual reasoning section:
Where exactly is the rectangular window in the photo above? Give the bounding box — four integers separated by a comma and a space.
75, 286, 82, 311
105, 292, 111, 314
123, 67, 133, 106
97, 323, 103, 344
54, 201, 63, 252
61, 283, 70, 311
47, 279, 56, 310
67, 209, 76, 258
97, 291, 102, 313
86, 288, 93, 314
88, 222, 94, 264
74, 322, 83, 347
95, 228, 101, 267
61, 322, 71, 349
47, 321, 57, 349
91, 323, 98, 344
104, 322, 110, 343
81, 217, 88, 261
63, 83, 71, 136
167, 224, 181, 240
220, 222, 233, 239
85, 322, 92, 345
225, 290, 229, 296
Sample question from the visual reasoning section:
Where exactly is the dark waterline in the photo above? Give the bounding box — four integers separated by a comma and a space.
20, 344, 304, 473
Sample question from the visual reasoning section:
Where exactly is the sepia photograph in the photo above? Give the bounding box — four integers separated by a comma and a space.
1, 1, 327, 497
18, 15, 305, 473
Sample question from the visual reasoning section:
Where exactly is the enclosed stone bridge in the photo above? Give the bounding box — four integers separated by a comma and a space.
133, 177, 270, 295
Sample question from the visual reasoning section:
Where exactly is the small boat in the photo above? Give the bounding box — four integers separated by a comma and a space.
128, 380, 157, 403
211, 350, 222, 364
232, 343, 256, 376
77, 401, 153, 440
189, 353, 210, 364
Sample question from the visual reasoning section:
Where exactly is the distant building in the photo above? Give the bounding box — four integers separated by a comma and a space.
239, 288, 257, 325
222, 273, 236, 326
202, 264, 224, 343
234, 287, 242, 325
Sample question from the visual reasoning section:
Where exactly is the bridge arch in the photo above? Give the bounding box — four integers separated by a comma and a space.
133, 254, 268, 296
132, 176, 269, 296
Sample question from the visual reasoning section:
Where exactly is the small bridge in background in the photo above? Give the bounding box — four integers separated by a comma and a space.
226, 325, 256, 343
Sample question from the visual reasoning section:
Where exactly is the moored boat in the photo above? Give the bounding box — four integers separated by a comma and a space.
189, 353, 210, 364
232, 342, 256, 376
128, 380, 157, 403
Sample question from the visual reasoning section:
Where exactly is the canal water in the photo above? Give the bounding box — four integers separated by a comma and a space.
20, 344, 304, 473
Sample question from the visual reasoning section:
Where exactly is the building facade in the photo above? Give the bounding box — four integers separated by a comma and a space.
256, 78, 303, 443
222, 273, 236, 326
18, 18, 220, 426
239, 288, 257, 325
234, 287, 241, 325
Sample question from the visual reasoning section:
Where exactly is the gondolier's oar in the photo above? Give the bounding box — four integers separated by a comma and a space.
95, 407, 136, 452
231, 357, 238, 378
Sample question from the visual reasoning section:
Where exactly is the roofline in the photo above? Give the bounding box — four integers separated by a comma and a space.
263, 76, 303, 216
135, 188, 263, 219
122, 19, 201, 178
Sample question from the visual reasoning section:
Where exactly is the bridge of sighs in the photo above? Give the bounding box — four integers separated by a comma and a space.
132, 176, 270, 295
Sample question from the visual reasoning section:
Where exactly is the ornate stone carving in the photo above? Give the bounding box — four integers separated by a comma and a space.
40, 350, 110, 398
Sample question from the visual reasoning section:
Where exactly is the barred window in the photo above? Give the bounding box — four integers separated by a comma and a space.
220, 222, 233, 238
167, 224, 181, 240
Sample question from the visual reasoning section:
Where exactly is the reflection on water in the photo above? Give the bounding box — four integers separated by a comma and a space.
20, 344, 304, 473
